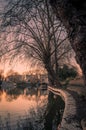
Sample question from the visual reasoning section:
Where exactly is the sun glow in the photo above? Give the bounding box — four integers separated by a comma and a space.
0, 60, 47, 78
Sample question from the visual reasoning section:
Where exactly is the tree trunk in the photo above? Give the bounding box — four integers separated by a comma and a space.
49, 0, 86, 86
45, 63, 61, 87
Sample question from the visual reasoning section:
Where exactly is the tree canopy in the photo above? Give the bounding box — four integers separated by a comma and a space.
0, 0, 73, 86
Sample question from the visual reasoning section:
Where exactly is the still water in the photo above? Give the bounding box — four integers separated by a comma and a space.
0, 89, 48, 130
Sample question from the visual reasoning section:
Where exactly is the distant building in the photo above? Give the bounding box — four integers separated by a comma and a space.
38, 74, 48, 84
24, 74, 48, 84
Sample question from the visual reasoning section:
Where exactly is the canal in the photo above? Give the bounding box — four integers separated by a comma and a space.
0, 88, 64, 130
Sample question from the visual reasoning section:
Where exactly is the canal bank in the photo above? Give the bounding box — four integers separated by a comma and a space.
48, 86, 86, 130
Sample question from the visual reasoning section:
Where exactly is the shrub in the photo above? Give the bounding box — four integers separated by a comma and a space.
58, 64, 77, 81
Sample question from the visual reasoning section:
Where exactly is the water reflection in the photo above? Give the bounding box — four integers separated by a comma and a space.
44, 93, 65, 130
0, 88, 65, 130
0, 89, 48, 130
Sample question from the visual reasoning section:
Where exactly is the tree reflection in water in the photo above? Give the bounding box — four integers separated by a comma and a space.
0, 88, 64, 130
44, 92, 65, 130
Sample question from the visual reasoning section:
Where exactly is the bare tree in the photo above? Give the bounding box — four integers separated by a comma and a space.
0, 0, 72, 87
49, 0, 86, 85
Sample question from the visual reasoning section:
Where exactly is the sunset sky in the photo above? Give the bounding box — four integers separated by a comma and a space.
0, 61, 29, 75
0, 59, 45, 76
0, 0, 41, 76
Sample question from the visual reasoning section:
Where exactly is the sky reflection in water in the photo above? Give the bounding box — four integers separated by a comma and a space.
0, 90, 48, 130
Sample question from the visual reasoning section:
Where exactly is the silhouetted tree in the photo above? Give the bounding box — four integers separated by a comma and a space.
0, 0, 72, 87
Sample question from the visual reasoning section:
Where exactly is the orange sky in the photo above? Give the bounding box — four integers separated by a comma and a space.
0, 60, 32, 76
0, 59, 46, 77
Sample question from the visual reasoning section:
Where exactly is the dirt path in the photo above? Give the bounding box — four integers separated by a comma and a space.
67, 77, 86, 130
